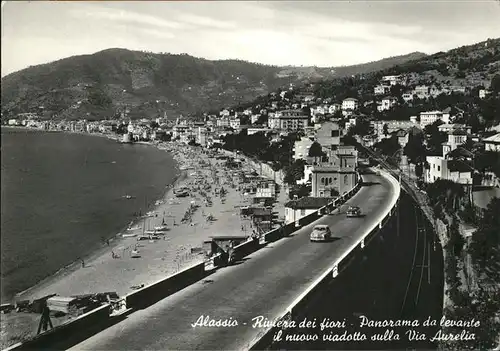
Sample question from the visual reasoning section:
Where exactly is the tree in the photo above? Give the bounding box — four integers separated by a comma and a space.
468, 198, 500, 269
160, 133, 172, 142
424, 121, 447, 155
490, 73, 500, 93
404, 133, 426, 164
308, 142, 325, 165
475, 151, 500, 179
256, 114, 268, 125
115, 123, 128, 135
425, 179, 466, 214
373, 135, 401, 159
283, 159, 307, 185
88, 87, 112, 107
448, 217, 465, 257
348, 119, 371, 137
415, 162, 424, 178
288, 184, 311, 200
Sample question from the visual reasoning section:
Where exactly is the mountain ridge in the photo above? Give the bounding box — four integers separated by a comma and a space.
1, 49, 427, 120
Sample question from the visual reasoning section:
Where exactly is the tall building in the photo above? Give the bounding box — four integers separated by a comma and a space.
342, 98, 359, 111
310, 146, 358, 197
267, 109, 309, 131
419, 110, 450, 128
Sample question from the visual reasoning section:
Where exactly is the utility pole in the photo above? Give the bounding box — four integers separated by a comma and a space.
397, 197, 400, 239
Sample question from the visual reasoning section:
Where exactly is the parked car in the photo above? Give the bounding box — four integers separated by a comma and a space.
310, 225, 332, 242
346, 206, 362, 218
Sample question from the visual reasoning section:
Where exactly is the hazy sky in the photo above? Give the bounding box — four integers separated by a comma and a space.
2, 0, 500, 76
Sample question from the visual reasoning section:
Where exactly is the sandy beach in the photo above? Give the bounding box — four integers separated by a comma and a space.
1, 139, 287, 348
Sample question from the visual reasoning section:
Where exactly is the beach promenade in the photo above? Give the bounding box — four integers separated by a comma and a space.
1, 142, 287, 348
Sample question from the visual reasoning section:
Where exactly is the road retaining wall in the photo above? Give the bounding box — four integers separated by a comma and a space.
125, 261, 206, 310
249, 169, 401, 350
225, 172, 363, 265
5, 304, 111, 351
4, 160, 363, 351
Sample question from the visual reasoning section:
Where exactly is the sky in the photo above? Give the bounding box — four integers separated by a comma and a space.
2, 0, 500, 77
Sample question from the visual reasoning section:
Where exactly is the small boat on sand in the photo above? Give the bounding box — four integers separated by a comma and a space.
154, 225, 169, 231
127, 225, 141, 231
122, 233, 138, 238
174, 188, 189, 197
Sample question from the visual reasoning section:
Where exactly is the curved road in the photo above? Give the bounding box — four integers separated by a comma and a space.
70, 173, 397, 351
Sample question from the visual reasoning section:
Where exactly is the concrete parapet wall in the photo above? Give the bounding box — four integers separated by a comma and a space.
125, 262, 205, 310
5, 304, 111, 351
232, 238, 261, 260
216, 172, 363, 269
249, 169, 401, 350
263, 228, 282, 243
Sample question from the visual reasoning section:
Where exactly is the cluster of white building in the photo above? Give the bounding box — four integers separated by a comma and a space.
285, 120, 359, 224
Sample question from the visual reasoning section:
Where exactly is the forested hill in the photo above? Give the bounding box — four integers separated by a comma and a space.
0, 48, 425, 120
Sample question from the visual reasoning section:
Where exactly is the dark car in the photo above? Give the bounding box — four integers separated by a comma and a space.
346, 206, 362, 218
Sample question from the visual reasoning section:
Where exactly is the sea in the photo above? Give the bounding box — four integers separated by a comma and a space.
0, 128, 178, 302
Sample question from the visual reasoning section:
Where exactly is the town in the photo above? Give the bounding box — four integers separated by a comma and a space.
5, 71, 500, 193
2, 42, 500, 351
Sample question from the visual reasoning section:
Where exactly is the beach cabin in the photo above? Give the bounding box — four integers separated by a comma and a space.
252, 197, 275, 207
202, 235, 249, 257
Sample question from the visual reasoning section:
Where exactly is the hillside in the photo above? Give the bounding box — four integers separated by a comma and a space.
312, 38, 500, 110
378, 38, 500, 88
0, 49, 425, 120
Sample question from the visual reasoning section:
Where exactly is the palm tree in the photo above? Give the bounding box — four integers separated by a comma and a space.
383, 123, 389, 137
308, 141, 325, 165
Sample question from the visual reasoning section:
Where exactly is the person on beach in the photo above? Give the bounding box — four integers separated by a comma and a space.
81, 259, 85, 268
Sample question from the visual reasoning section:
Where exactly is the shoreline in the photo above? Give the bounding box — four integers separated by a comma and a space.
10, 142, 258, 301
1, 126, 289, 349
3, 126, 286, 303
12, 170, 188, 303
3, 127, 186, 303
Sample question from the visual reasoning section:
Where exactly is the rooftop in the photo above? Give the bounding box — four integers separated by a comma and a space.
392, 129, 408, 137
450, 129, 468, 136
448, 160, 473, 173
447, 146, 474, 159
438, 123, 466, 129
420, 110, 446, 115
484, 133, 500, 143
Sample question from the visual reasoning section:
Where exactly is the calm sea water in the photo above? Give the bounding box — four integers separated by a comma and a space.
0, 128, 178, 302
